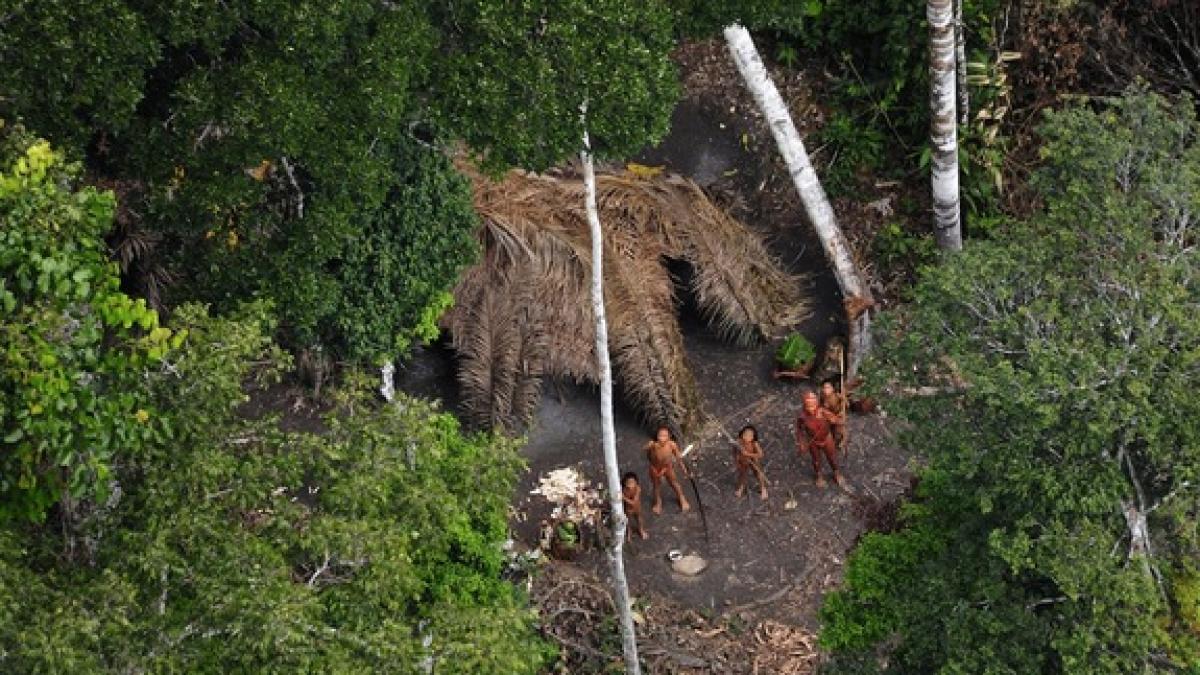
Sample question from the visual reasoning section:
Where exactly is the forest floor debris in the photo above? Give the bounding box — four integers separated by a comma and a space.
532, 563, 823, 674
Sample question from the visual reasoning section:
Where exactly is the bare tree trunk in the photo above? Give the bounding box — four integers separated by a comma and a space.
955, 0, 969, 125
722, 24, 874, 376
581, 121, 642, 675
929, 0, 963, 250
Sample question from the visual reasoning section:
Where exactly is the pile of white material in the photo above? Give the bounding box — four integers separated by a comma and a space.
531, 467, 604, 528
530, 467, 585, 502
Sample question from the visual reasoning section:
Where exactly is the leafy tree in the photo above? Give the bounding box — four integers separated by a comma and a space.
185, 136, 481, 361
821, 91, 1200, 672
0, 2, 160, 148
0, 123, 175, 523
670, 0, 819, 36
0, 129, 549, 671
1, 1, 680, 361
429, 0, 678, 172
131, 1, 468, 362
0, 302, 551, 672
322, 141, 478, 359
1, 0, 468, 361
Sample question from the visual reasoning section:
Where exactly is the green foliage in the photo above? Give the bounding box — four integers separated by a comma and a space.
822, 91, 1200, 672
795, 0, 998, 139
814, 110, 886, 196
776, 332, 816, 369
2, 1, 679, 362
872, 221, 937, 278
0, 304, 551, 672
207, 138, 482, 362
429, 0, 679, 172
1160, 562, 1200, 670
0, 2, 159, 148
0, 126, 175, 522
0, 5, 701, 670
669, 0, 819, 35
959, 52, 1018, 222
555, 521, 580, 547
2, 0, 456, 361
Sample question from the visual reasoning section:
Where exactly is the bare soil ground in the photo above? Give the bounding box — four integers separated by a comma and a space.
513, 339, 912, 673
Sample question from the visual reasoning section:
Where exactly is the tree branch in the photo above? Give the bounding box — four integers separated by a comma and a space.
1117, 445, 1167, 601
280, 156, 305, 219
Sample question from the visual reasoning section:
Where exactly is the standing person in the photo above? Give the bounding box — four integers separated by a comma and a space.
820, 380, 849, 453
796, 390, 846, 489
645, 426, 691, 514
621, 472, 649, 539
732, 425, 769, 500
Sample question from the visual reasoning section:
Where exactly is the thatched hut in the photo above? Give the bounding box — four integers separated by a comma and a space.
444, 164, 810, 435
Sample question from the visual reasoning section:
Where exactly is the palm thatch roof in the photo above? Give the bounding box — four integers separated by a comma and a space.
444, 162, 810, 436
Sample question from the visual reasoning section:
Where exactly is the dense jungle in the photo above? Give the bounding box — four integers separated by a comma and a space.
2, 1, 1199, 672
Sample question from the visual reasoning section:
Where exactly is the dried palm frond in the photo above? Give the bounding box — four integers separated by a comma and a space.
446, 161, 810, 435
606, 247, 704, 435
499, 264, 549, 430
595, 173, 807, 344
455, 288, 518, 430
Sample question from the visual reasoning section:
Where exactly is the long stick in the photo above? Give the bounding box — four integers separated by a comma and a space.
680, 445, 711, 545
840, 348, 848, 460
688, 474, 710, 545
581, 107, 641, 675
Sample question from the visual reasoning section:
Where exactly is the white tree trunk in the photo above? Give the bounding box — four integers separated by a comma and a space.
581, 124, 642, 675
929, 0, 963, 250
955, 0, 969, 125
722, 25, 874, 376
379, 361, 395, 402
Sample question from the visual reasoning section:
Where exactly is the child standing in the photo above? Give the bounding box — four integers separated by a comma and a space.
620, 472, 649, 539
732, 425, 768, 500
820, 380, 848, 452
645, 426, 691, 514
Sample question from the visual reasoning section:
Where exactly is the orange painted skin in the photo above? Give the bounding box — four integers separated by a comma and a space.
621, 476, 649, 539
796, 391, 844, 487
733, 426, 768, 500
645, 427, 690, 514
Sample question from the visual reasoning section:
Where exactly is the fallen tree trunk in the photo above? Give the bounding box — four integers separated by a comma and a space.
722, 25, 875, 376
